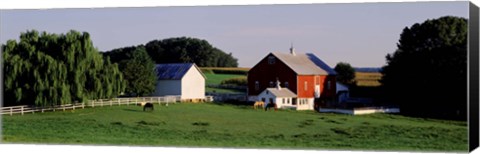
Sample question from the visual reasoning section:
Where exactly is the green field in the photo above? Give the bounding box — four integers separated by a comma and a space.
205, 73, 246, 94
1, 103, 467, 152
205, 73, 245, 85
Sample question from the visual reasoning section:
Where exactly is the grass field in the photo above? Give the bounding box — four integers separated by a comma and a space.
204, 73, 246, 94
201, 67, 250, 71
205, 73, 245, 85
2, 103, 467, 152
355, 72, 382, 87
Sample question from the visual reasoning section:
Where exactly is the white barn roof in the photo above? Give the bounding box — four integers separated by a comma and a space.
271, 52, 337, 75
265, 88, 297, 98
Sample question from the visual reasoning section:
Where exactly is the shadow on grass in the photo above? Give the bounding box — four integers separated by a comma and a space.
123, 109, 144, 112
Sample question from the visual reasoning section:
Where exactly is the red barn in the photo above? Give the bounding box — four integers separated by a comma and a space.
247, 48, 337, 110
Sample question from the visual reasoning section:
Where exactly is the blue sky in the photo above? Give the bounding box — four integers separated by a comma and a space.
0, 1, 469, 68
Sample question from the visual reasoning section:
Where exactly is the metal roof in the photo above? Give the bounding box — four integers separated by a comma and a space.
271, 52, 337, 75
154, 63, 205, 80
266, 88, 297, 98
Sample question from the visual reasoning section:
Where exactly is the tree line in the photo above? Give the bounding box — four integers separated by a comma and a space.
2, 31, 238, 107
102, 37, 238, 67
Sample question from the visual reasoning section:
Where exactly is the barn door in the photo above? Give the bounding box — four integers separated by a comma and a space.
314, 76, 321, 98
315, 85, 320, 98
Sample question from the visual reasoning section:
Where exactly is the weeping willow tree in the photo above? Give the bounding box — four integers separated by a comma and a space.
2, 30, 125, 107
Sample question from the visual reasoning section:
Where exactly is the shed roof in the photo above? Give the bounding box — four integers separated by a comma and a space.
155, 63, 205, 80
266, 88, 297, 98
271, 52, 337, 75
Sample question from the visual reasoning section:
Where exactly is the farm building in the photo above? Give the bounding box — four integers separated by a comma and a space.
152, 63, 206, 102
247, 47, 338, 110
257, 80, 298, 109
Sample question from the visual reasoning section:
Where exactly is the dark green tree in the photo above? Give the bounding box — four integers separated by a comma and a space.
116, 46, 157, 96
144, 37, 238, 67
380, 16, 467, 120
334, 62, 356, 85
2, 30, 125, 107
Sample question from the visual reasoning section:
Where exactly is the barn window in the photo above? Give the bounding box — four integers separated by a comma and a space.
304, 81, 308, 91
287, 99, 290, 104
282, 98, 285, 104
327, 81, 331, 90
268, 56, 276, 64
285, 82, 289, 88
255, 81, 259, 91
269, 81, 274, 87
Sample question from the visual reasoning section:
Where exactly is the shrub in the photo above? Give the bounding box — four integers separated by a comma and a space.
212, 69, 248, 75
220, 77, 247, 86
201, 68, 214, 74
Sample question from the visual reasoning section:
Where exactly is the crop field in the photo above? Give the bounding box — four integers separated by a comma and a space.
1, 103, 467, 152
355, 72, 382, 87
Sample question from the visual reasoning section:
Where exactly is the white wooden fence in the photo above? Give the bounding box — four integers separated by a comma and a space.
319, 107, 400, 115
1, 96, 214, 116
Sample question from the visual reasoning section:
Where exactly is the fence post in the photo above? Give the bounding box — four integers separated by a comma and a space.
110, 100, 112, 106
63, 105, 65, 112
73, 104, 75, 110
10, 107, 12, 116
82, 103, 85, 109
101, 99, 103, 107
92, 100, 95, 108
118, 99, 120, 106
21, 106, 24, 115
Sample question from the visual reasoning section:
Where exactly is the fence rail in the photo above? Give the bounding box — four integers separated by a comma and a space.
1, 96, 213, 116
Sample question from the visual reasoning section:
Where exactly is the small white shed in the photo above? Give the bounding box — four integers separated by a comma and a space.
152, 63, 206, 100
257, 81, 297, 109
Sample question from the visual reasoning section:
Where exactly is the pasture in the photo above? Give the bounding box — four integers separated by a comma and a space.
2, 103, 467, 152
204, 73, 246, 94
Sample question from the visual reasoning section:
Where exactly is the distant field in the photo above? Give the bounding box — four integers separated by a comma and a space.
2, 103, 467, 152
201, 67, 250, 71
204, 73, 245, 85
204, 73, 246, 94
355, 72, 382, 87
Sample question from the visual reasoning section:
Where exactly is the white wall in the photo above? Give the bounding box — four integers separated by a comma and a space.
296, 98, 314, 110
153, 80, 182, 96
257, 90, 275, 106
181, 66, 205, 99
276, 97, 295, 109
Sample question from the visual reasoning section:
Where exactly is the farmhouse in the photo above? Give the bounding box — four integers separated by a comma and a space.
152, 63, 206, 101
247, 47, 338, 110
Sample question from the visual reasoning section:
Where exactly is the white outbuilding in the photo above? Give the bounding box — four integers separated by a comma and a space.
152, 63, 206, 101
257, 80, 298, 109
